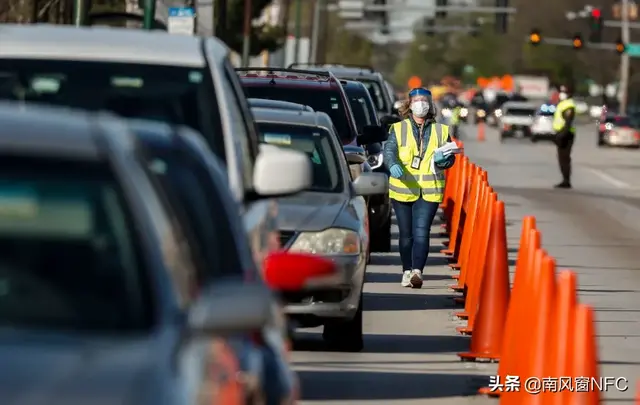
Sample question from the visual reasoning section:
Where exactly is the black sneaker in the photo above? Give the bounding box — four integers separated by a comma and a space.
554, 182, 572, 189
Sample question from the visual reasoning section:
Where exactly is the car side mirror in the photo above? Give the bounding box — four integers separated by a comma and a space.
253, 145, 312, 197
187, 281, 273, 336
343, 145, 367, 165
352, 172, 388, 196
357, 125, 388, 145
263, 251, 339, 290
380, 114, 401, 130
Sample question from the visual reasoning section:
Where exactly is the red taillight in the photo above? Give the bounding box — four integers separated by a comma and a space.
599, 124, 606, 132
635, 131, 640, 140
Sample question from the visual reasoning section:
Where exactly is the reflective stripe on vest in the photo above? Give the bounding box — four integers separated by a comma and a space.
389, 119, 449, 203
552, 99, 577, 133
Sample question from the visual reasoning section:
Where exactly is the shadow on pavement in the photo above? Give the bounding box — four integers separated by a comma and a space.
364, 292, 455, 311
293, 332, 471, 354
297, 370, 487, 400
365, 272, 453, 283
579, 288, 640, 293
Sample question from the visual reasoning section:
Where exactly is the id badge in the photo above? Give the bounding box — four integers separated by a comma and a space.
411, 156, 421, 169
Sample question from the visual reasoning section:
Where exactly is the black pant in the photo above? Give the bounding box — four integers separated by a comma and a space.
556, 133, 575, 183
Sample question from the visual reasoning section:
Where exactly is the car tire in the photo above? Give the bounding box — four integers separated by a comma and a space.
500, 132, 507, 143
531, 135, 538, 143
371, 214, 391, 252
322, 292, 364, 352
598, 135, 605, 147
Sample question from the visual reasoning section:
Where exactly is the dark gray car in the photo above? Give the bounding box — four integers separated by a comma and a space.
251, 107, 388, 352
0, 103, 278, 405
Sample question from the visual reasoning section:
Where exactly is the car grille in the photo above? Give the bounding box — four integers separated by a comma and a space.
279, 230, 297, 248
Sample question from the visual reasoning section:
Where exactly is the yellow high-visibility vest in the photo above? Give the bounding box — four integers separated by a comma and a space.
552, 99, 577, 133
389, 119, 450, 203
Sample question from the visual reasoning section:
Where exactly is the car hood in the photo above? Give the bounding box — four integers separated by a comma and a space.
277, 192, 347, 231
0, 330, 170, 405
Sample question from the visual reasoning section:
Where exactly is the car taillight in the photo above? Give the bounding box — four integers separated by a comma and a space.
599, 124, 606, 132
635, 131, 640, 140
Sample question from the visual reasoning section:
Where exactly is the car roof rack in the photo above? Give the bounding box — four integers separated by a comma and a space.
235, 67, 336, 82
287, 63, 375, 72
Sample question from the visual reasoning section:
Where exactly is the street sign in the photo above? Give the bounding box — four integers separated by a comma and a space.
168, 7, 195, 35
626, 43, 640, 56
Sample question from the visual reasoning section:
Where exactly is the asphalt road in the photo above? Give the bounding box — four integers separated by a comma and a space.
290, 121, 640, 405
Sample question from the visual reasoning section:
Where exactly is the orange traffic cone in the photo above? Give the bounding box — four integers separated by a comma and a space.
444, 163, 478, 252
479, 228, 541, 397
456, 191, 497, 331
449, 173, 482, 285
477, 122, 486, 142
547, 270, 578, 405
458, 200, 510, 360
520, 255, 557, 405
441, 157, 469, 256
566, 304, 600, 405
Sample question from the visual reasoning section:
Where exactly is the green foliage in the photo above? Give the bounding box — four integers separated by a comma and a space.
520, 42, 584, 85
323, 12, 373, 65
221, 0, 285, 55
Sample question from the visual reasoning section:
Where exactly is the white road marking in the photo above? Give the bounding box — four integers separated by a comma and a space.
585, 168, 631, 189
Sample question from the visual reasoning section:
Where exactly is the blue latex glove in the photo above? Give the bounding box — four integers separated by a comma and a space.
434, 150, 447, 164
389, 164, 403, 179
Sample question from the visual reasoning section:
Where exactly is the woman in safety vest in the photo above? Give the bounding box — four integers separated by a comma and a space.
383, 88, 456, 288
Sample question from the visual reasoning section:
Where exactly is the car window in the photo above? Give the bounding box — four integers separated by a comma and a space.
357, 79, 386, 112
243, 86, 353, 142
348, 96, 371, 131
256, 123, 342, 193
606, 116, 632, 126
143, 145, 245, 282
0, 155, 155, 331
505, 108, 534, 116
0, 59, 225, 161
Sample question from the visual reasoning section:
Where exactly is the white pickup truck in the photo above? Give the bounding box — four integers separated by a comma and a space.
499, 101, 538, 141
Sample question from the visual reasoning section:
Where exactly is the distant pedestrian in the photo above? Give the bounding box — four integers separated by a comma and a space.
552, 84, 576, 189
384, 88, 456, 288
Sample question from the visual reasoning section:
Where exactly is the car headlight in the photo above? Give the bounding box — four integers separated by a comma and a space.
494, 109, 502, 117
289, 228, 361, 255
460, 108, 468, 117
605, 123, 613, 130
367, 152, 383, 170
477, 109, 486, 117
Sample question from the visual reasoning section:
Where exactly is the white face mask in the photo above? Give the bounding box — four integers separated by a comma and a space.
558, 92, 568, 101
410, 101, 429, 117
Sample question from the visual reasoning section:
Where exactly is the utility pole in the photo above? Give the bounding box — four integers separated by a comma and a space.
310, 0, 322, 63
242, 0, 252, 66
620, 0, 630, 115
142, 0, 156, 29
293, 0, 302, 64
72, 0, 89, 26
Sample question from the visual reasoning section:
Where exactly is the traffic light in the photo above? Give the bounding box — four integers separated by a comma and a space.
529, 29, 541, 45
573, 34, 583, 49
589, 8, 603, 43
616, 38, 626, 54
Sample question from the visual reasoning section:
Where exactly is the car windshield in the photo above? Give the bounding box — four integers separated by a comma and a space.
0, 156, 152, 332
348, 95, 373, 131
256, 123, 342, 193
141, 144, 247, 282
606, 116, 632, 126
243, 86, 352, 142
0, 59, 222, 158
506, 108, 534, 116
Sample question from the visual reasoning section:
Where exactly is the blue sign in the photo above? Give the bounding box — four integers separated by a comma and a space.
168, 7, 195, 17
626, 43, 640, 57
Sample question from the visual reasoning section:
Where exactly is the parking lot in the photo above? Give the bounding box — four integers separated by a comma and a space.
290, 122, 640, 405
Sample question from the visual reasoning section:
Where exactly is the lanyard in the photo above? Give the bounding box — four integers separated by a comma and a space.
417, 123, 426, 157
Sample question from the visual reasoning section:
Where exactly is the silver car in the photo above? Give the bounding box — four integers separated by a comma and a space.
251, 107, 389, 352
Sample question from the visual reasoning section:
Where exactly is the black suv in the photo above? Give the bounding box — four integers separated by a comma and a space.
289, 64, 402, 130
341, 80, 391, 252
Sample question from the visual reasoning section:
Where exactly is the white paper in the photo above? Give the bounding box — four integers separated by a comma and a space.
430, 142, 463, 173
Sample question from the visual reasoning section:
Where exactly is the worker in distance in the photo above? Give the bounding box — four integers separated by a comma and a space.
384, 87, 456, 288
553, 84, 576, 189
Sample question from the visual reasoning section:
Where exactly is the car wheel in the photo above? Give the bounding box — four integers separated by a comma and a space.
322, 292, 364, 352
530, 135, 538, 143
598, 135, 605, 146
500, 132, 507, 143
371, 214, 391, 252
